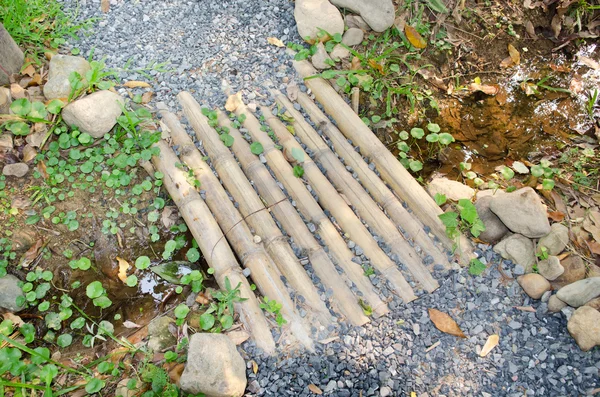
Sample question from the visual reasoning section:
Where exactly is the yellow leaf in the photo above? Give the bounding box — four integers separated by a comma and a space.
123, 81, 151, 88
411, 393, 417, 397
267, 37, 285, 48
428, 308, 466, 338
251, 360, 258, 374
404, 25, 427, 49
368, 59, 385, 74
508, 44, 520, 65
116, 256, 130, 283
480, 334, 499, 357
308, 384, 323, 394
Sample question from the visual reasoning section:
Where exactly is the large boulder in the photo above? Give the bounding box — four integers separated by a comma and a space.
330, 0, 395, 32
179, 333, 247, 397
489, 187, 551, 238
517, 273, 551, 300
537, 223, 569, 256
556, 277, 600, 307
0, 275, 25, 312
0, 24, 24, 86
476, 196, 510, 243
493, 234, 535, 273
43, 55, 91, 100
294, 0, 344, 43
567, 306, 600, 351
427, 177, 474, 202
62, 91, 124, 138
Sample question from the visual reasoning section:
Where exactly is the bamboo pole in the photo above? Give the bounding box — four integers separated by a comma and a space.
292, 58, 475, 263
259, 107, 417, 302
157, 121, 314, 351
291, 90, 451, 268
266, 93, 440, 292
177, 92, 376, 323
159, 110, 331, 328
151, 140, 276, 354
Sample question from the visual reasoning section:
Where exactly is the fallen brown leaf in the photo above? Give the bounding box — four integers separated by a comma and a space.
514, 306, 536, 312
10, 83, 25, 99
124, 81, 151, 89
267, 37, 285, 48
101, 0, 110, 13
428, 308, 466, 338
479, 334, 499, 357
141, 91, 154, 104
578, 55, 600, 70
116, 256, 130, 283
508, 44, 520, 65
122, 320, 141, 329
22, 64, 35, 77
308, 384, 323, 395
251, 360, 259, 374
286, 82, 299, 101
405, 25, 427, 49
468, 83, 499, 96
368, 59, 384, 74
19, 238, 44, 268
168, 363, 185, 384
548, 211, 565, 222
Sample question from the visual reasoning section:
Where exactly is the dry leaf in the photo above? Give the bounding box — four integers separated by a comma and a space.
499, 56, 514, 69
520, 81, 537, 96
508, 44, 520, 65
168, 363, 185, 384
428, 308, 466, 338
19, 238, 44, 268
161, 206, 178, 229
124, 81, 151, 88
22, 64, 35, 77
350, 56, 362, 71
195, 291, 209, 305
308, 384, 323, 395
226, 330, 250, 345
101, 0, 110, 13
122, 320, 141, 329
23, 144, 37, 163
578, 55, 600, 70
267, 37, 285, 48
368, 59, 384, 74
318, 336, 339, 344
3, 313, 24, 327
525, 20, 538, 39
468, 83, 499, 96
479, 334, 499, 357
141, 91, 154, 104
286, 82, 299, 101
251, 360, 259, 374
411, 392, 417, 397
225, 92, 242, 112
10, 83, 25, 99
404, 25, 427, 49
548, 211, 565, 222
116, 256, 130, 283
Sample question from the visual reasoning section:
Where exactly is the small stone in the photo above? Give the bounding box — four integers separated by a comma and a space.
489, 187, 551, 238
380, 386, 392, 397
567, 306, 600, 351
494, 234, 536, 273
311, 43, 333, 70
556, 277, 600, 307
342, 28, 364, 46
517, 274, 551, 300
242, 268, 251, 277
427, 177, 475, 201
476, 196, 510, 244
329, 44, 350, 61
541, 290, 552, 303
0, 87, 12, 114
552, 255, 586, 288
3, 163, 29, 178
179, 333, 246, 397
538, 256, 564, 281
147, 316, 176, 352
43, 55, 91, 100
62, 91, 124, 138
0, 275, 25, 312
345, 15, 370, 31
584, 297, 600, 311
537, 223, 569, 256
253, 235, 262, 244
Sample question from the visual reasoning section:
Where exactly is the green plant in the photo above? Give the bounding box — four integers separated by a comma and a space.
468, 258, 486, 276
363, 265, 375, 277
396, 123, 455, 173
68, 59, 117, 100
438, 197, 485, 252
260, 297, 287, 327
586, 88, 598, 120
537, 246, 549, 261
198, 277, 246, 332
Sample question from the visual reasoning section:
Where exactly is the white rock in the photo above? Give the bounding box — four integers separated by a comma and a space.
342, 28, 364, 46
489, 187, 551, 238
0, 275, 25, 312
427, 177, 475, 201
0, 87, 12, 114
556, 277, 600, 307
311, 42, 333, 70
294, 0, 344, 43
330, 0, 395, 32
537, 223, 569, 256
538, 256, 564, 281
3, 163, 29, 178
179, 333, 246, 397
493, 234, 536, 273
62, 91, 124, 138
43, 55, 91, 100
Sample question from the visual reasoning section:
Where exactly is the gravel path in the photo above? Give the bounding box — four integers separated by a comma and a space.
62, 1, 600, 396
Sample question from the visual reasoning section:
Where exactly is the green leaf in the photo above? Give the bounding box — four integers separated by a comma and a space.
434, 193, 447, 206
126, 275, 138, 287
468, 258, 486, 276
19, 323, 35, 343
542, 178, 555, 190
457, 199, 478, 224
531, 164, 544, 177
199, 313, 215, 330
500, 166, 515, 180
135, 256, 151, 270
250, 142, 264, 155
7, 121, 30, 136
397, 141, 410, 152
29, 101, 47, 119
10, 98, 31, 116
86, 281, 104, 299
333, 33, 343, 43
25, 215, 40, 224
438, 133, 454, 145
293, 165, 304, 178
398, 130, 409, 140
410, 127, 425, 139
321, 70, 338, 80
427, 123, 441, 133
408, 160, 423, 172
426, 133, 439, 143
220, 314, 234, 329
57, 333, 73, 347
336, 76, 347, 87
93, 296, 112, 309
186, 248, 200, 262
389, 63, 400, 73
438, 211, 459, 229
220, 133, 234, 147
85, 378, 105, 394
291, 147, 305, 163
78, 133, 92, 144
426, 0, 449, 13
470, 218, 486, 237
71, 317, 85, 329
174, 304, 190, 319
47, 99, 64, 115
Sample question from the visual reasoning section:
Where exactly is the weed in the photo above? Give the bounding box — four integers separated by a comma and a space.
586, 88, 598, 120
468, 258, 487, 276
260, 297, 287, 327
395, 122, 455, 173
437, 196, 486, 252
198, 277, 246, 332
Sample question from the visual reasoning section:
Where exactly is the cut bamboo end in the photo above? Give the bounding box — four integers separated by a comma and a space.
163, 106, 314, 351
151, 140, 276, 354
286, 90, 451, 269
231, 103, 390, 318
160, 108, 332, 329
292, 58, 475, 265
268, 91, 440, 293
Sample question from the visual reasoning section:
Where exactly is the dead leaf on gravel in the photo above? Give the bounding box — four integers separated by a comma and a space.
122, 320, 141, 329
101, 0, 110, 13
548, 211, 565, 222
22, 64, 35, 77
10, 83, 25, 99
267, 37, 285, 48
525, 20, 537, 39
479, 334, 499, 357
405, 25, 427, 49
500, 56, 515, 69
308, 384, 323, 394
520, 81, 537, 96
116, 256, 130, 283
161, 206, 178, 229
141, 91, 154, 104
19, 238, 44, 268
124, 81, 151, 89
428, 308, 466, 338
508, 44, 520, 65
251, 360, 259, 374
225, 92, 242, 112
578, 55, 600, 70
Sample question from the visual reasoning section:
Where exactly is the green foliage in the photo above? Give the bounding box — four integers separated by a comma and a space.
468, 258, 487, 276
260, 297, 287, 327
199, 277, 246, 333
396, 123, 455, 174
439, 199, 486, 252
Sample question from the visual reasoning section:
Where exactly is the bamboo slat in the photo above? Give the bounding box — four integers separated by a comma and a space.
160, 109, 331, 328
292, 58, 475, 263
151, 140, 276, 354
260, 107, 417, 302
290, 90, 450, 268
270, 91, 442, 290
